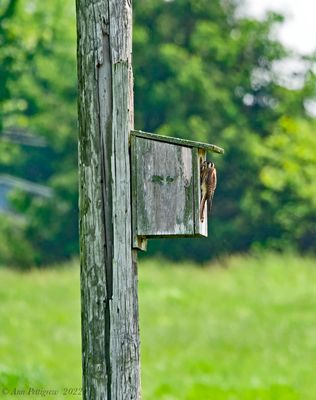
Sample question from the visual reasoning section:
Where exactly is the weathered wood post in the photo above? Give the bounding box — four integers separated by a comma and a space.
76, 0, 140, 398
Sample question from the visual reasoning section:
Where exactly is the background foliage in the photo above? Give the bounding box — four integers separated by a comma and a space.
0, 0, 315, 266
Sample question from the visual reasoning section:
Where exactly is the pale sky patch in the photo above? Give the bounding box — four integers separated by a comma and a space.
244, 0, 316, 54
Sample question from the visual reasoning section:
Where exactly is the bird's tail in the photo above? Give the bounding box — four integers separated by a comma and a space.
207, 194, 214, 214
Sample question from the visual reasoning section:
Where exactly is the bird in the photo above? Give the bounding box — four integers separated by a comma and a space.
200, 160, 217, 223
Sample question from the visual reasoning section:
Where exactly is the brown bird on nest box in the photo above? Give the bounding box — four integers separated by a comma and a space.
200, 160, 217, 223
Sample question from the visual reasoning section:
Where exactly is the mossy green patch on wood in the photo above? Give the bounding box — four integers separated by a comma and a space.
131, 130, 224, 154
151, 175, 175, 185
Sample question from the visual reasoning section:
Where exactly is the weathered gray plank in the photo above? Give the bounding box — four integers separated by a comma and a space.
109, 59, 140, 399
76, 1, 109, 398
194, 148, 208, 236
134, 137, 195, 237
76, 0, 140, 398
131, 129, 225, 154
131, 135, 148, 250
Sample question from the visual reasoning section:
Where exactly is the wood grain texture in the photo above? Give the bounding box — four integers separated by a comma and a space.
131, 136, 148, 250
194, 149, 208, 236
76, 0, 140, 398
134, 137, 195, 237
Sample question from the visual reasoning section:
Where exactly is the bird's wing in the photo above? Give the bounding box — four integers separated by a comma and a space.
206, 167, 217, 212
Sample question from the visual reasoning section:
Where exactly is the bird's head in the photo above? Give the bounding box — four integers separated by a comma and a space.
200, 160, 207, 171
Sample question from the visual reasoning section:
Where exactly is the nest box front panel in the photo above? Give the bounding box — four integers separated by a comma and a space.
133, 137, 195, 237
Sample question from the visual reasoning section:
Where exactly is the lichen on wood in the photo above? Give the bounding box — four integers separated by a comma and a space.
76, 0, 140, 398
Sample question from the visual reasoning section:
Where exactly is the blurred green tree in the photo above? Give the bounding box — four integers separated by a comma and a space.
0, 0, 23, 164
0, 0, 18, 127
133, 0, 316, 259
244, 116, 316, 251
0, 0, 315, 266
0, 0, 78, 266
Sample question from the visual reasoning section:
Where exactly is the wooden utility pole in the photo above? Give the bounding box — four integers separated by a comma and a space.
76, 0, 140, 398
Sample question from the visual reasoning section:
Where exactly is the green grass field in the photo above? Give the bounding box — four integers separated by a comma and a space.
0, 252, 316, 399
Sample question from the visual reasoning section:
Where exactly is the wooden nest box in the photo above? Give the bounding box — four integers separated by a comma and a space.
130, 130, 224, 250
